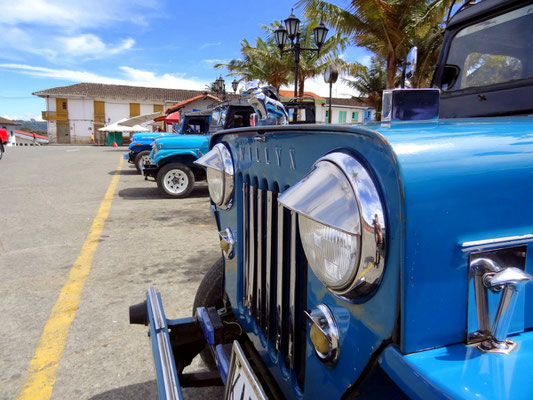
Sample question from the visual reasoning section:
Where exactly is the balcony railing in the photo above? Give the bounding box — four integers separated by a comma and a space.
42, 111, 68, 121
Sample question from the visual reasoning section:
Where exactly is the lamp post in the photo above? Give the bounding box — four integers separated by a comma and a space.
231, 79, 239, 94
274, 10, 328, 98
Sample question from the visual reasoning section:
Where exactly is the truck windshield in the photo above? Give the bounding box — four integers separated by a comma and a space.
441, 4, 533, 91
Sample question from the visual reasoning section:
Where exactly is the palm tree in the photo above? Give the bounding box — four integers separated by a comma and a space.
298, 0, 452, 88
216, 21, 348, 96
344, 57, 386, 118
215, 36, 292, 92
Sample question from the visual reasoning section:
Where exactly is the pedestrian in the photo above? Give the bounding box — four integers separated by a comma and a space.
90, 133, 95, 144
32, 132, 36, 145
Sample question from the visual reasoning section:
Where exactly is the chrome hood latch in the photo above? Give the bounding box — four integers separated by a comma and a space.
468, 255, 533, 354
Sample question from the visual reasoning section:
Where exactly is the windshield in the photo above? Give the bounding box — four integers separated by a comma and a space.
441, 4, 533, 91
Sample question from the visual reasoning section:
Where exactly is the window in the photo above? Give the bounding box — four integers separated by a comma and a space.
339, 111, 347, 124
153, 104, 163, 113
325, 110, 329, 123
351, 111, 359, 122
61, 101, 67, 110
441, 4, 533, 91
130, 103, 140, 117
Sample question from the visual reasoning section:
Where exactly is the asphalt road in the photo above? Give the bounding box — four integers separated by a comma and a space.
0, 145, 224, 399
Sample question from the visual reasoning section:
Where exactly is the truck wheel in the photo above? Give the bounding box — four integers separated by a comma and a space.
0, 144, 3, 160
156, 163, 195, 198
193, 257, 224, 370
134, 150, 151, 174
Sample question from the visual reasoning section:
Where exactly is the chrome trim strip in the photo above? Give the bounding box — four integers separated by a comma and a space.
462, 234, 533, 252
242, 183, 249, 307
275, 202, 284, 351
148, 287, 180, 400
265, 190, 274, 337
248, 185, 256, 316
256, 188, 264, 325
288, 211, 297, 369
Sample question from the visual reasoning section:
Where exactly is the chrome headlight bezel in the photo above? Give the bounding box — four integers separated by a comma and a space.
279, 151, 386, 301
194, 143, 235, 210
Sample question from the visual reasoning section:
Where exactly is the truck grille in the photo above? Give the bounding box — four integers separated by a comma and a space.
241, 177, 307, 388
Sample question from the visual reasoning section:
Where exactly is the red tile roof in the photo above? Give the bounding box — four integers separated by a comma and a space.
33, 82, 211, 103
165, 93, 222, 113
0, 117, 21, 125
279, 90, 323, 99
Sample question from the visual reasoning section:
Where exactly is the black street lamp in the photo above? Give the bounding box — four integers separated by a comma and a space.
274, 10, 328, 98
231, 79, 239, 94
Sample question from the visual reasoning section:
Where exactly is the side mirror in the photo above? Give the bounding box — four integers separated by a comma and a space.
405, 46, 418, 79
441, 64, 460, 91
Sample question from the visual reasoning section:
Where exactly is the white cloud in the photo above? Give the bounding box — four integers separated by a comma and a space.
0, 64, 209, 91
360, 55, 372, 67
202, 59, 228, 65
199, 42, 222, 50
59, 34, 135, 58
0, 0, 159, 29
2, 112, 44, 121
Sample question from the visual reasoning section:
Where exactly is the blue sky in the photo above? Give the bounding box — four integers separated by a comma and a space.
0, 0, 372, 121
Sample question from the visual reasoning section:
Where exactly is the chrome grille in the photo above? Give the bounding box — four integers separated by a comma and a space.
242, 179, 307, 387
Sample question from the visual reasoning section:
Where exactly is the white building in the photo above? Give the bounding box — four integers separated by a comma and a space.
278, 91, 373, 123
0, 117, 22, 146
33, 83, 222, 145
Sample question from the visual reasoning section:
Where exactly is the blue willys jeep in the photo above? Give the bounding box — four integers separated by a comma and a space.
131, 0, 533, 398
125, 131, 166, 173
143, 102, 255, 198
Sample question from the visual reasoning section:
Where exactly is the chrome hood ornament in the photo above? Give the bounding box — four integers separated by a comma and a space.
241, 80, 289, 126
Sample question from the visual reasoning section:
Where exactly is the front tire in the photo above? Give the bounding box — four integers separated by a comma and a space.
134, 150, 151, 174
193, 257, 224, 370
156, 163, 195, 198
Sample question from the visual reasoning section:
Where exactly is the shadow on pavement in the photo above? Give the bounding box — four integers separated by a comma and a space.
89, 380, 157, 400
118, 186, 210, 200
108, 169, 139, 175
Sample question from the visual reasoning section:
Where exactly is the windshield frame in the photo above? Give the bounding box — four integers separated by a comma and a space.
432, 1, 533, 96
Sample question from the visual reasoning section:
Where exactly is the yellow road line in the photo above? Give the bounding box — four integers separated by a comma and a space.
17, 157, 123, 400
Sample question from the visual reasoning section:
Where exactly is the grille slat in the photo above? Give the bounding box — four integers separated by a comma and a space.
256, 188, 264, 326
265, 190, 275, 339
242, 183, 249, 308
248, 185, 256, 317
275, 201, 285, 352
241, 180, 306, 390
288, 211, 297, 369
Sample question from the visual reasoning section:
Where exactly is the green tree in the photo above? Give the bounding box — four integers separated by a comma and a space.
216, 21, 348, 96
298, 0, 452, 89
344, 57, 386, 118
215, 36, 292, 92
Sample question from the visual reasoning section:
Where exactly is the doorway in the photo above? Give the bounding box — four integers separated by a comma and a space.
56, 122, 70, 144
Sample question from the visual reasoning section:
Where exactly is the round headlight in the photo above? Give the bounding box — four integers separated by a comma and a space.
194, 143, 234, 210
279, 152, 386, 301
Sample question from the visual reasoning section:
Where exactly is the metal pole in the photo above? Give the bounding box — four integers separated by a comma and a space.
329, 82, 332, 123
293, 34, 299, 98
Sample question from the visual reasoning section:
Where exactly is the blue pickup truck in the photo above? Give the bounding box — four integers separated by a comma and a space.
131, 1, 533, 398
143, 102, 255, 198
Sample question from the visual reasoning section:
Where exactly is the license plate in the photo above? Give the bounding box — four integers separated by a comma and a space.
224, 341, 267, 400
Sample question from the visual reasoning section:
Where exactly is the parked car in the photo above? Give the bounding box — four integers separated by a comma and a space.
125, 131, 166, 173
143, 101, 255, 198
0, 128, 8, 160
131, 2, 533, 397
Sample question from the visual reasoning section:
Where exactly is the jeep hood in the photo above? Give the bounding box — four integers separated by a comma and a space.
155, 134, 209, 150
